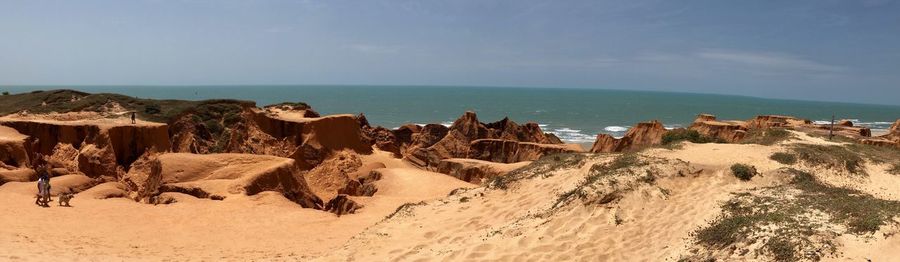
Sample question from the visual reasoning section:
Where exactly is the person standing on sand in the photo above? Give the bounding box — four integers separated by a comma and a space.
131, 112, 136, 124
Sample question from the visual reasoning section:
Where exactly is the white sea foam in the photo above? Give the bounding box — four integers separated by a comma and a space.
663, 124, 682, 130
603, 126, 629, 132
555, 127, 582, 133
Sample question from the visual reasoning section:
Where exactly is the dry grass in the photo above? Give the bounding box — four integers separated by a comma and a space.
741, 128, 794, 145
789, 144, 866, 176
691, 168, 900, 261
490, 153, 589, 190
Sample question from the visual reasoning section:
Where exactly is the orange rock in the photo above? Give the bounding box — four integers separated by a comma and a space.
746, 115, 810, 129
468, 139, 584, 164
590, 120, 668, 153
139, 153, 322, 208
689, 117, 748, 143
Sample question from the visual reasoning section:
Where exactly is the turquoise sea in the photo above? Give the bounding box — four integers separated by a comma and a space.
2, 86, 898, 143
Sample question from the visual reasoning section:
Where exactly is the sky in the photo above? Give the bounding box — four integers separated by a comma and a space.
1, 0, 899, 105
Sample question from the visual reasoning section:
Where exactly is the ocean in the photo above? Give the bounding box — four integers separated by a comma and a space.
2, 85, 898, 144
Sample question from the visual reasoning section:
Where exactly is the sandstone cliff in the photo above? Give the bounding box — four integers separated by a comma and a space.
590, 120, 667, 153
0, 118, 171, 179
688, 114, 747, 143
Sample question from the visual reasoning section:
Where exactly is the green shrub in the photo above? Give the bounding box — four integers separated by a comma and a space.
769, 152, 797, 165
1, 91, 9, 96
730, 164, 757, 181
662, 129, 719, 144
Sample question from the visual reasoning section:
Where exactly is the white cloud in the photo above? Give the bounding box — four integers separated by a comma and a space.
695, 49, 846, 73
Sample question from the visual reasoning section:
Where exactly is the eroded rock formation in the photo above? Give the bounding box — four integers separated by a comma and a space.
435, 158, 524, 184
468, 139, 583, 164
590, 120, 667, 153
136, 153, 322, 208
688, 114, 748, 143
405, 111, 564, 168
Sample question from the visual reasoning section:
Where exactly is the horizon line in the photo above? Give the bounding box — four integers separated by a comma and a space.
2, 83, 899, 108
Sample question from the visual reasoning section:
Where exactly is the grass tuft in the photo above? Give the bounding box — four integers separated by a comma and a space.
769, 152, 797, 165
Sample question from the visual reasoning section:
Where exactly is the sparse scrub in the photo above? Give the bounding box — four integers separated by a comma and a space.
730, 164, 757, 181
790, 144, 865, 175
692, 168, 900, 261
384, 201, 427, 220
2, 91, 9, 96
769, 152, 797, 165
553, 153, 652, 209
741, 128, 793, 145
844, 143, 900, 164
491, 153, 588, 190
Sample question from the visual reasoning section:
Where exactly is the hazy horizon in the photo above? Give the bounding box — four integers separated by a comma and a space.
2, 1, 900, 105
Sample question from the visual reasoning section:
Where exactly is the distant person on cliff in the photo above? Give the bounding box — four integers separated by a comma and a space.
131, 112, 136, 124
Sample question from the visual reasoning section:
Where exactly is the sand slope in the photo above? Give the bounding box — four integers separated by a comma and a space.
0, 150, 472, 261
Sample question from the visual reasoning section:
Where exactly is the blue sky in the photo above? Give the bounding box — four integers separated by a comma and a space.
1, 0, 899, 105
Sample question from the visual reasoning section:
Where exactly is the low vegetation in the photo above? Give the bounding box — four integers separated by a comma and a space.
662, 129, 720, 145
890, 163, 900, 175
789, 144, 866, 175
491, 153, 589, 190
267, 101, 313, 111
691, 168, 900, 261
553, 153, 652, 209
844, 143, 900, 164
741, 128, 793, 145
769, 152, 797, 165
730, 164, 757, 181
1, 91, 9, 96
0, 89, 257, 123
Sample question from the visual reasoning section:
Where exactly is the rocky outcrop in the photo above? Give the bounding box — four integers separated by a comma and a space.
0, 126, 30, 168
0, 119, 171, 179
688, 114, 748, 143
324, 194, 362, 216
137, 153, 322, 208
435, 158, 523, 184
746, 115, 811, 129
405, 111, 565, 168
302, 150, 385, 201
337, 162, 385, 197
837, 119, 854, 127
861, 119, 900, 148
590, 120, 667, 153
356, 113, 400, 156
468, 139, 584, 164
253, 112, 372, 170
